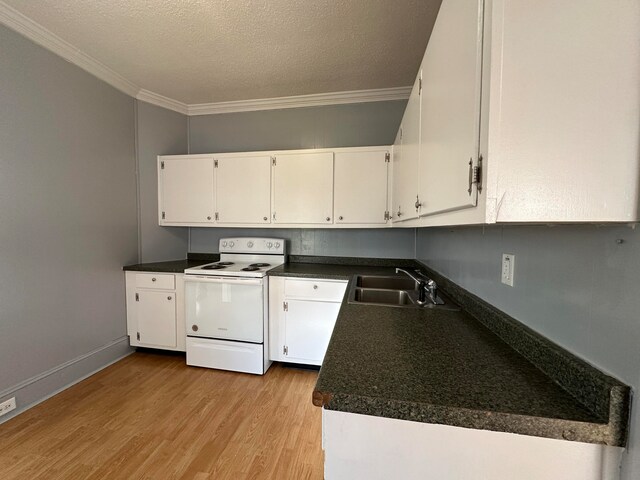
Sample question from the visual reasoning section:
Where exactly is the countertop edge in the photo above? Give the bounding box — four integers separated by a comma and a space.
314, 390, 619, 446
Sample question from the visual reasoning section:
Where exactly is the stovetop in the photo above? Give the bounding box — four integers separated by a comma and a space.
184, 237, 286, 278
185, 259, 284, 278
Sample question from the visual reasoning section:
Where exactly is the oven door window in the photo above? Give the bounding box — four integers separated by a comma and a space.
185, 277, 264, 343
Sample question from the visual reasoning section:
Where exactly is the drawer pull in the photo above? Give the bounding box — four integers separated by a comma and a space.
167, 296, 172, 300
313, 285, 318, 290
152, 278, 157, 282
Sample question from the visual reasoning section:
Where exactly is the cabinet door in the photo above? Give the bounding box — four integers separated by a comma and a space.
418, 0, 484, 216
215, 155, 271, 224
334, 150, 389, 225
273, 152, 334, 224
136, 290, 177, 348
392, 74, 421, 222
159, 156, 215, 224
285, 300, 341, 365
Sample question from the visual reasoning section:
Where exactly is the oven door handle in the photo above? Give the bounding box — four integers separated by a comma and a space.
184, 275, 263, 286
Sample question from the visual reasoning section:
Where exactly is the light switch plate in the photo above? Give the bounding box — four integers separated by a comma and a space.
501, 254, 515, 287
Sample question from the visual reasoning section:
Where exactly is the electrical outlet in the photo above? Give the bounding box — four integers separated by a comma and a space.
501, 254, 515, 286
0, 397, 16, 417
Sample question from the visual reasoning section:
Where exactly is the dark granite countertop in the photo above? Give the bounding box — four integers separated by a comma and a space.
121, 253, 629, 445
276, 257, 629, 446
123, 253, 219, 273
267, 255, 419, 280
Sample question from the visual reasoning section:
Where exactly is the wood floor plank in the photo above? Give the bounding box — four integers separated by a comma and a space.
0, 352, 323, 480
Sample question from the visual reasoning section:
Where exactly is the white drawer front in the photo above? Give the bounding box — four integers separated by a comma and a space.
135, 273, 175, 290
284, 278, 347, 302
186, 337, 265, 375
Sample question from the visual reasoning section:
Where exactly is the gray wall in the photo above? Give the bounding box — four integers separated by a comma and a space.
416, 225, 640, 479
189, 101, 406, 153
188, 102, 409, 257
0, 25, 137, 417
136, 101, 189, 262
190, 228, 415, 258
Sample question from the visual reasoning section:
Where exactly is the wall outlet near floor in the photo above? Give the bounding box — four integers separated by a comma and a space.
0, 397, 16, 417
501, 254, 515, 287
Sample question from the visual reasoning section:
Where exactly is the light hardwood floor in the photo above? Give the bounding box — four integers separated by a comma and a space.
0, 351, 323, 479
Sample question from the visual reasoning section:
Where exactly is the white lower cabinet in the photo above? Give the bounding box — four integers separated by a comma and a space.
323, 410, 623, 480
269, 276, 347, 366
125, 271, 186, 352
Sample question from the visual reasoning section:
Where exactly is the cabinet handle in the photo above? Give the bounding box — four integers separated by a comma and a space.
326, 217, 331, 221
207, 216, 212, 220
415, 195, 422, 211
263, 216, 268, 221
313, 285, 318, 290
151, 277, 156, 282
167, 296, 172, 300
192, 324, 198, 332
338, 216, 344, 221
468, 158, 473, 195
397, 210, 402, 217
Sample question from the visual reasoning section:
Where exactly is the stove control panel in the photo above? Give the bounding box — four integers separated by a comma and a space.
219, 237, 286, 255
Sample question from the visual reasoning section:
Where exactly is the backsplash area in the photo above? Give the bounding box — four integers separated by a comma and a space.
189, 227, 415, 259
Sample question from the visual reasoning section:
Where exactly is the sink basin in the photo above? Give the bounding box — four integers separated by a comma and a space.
355, 275, 417, 290
348, 274, 461, 311
353, 288, 414, 306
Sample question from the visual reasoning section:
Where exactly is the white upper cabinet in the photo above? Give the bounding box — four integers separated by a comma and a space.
392, 0, 640, 226
392, 73, 422, 222
418, 0, 484, 217
334, 149, 389, 225
481, 0, 640, 223
159, 155, 215, 225
215, 154, 271, 224
272, 152, 334, 224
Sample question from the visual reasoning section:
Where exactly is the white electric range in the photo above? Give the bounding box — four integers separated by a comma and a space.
183, 237, 286, 375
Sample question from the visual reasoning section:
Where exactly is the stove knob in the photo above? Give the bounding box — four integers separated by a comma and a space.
229, 241, 235, 247
247, 241, 254, 248
222, 241, 227, 247
275, 242, 281, 249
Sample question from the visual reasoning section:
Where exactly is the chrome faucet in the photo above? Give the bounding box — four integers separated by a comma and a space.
395, 268, 442, 305
395, 268, 428, 305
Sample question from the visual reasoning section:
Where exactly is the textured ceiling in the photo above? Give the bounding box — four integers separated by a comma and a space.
4, 0, 441, 104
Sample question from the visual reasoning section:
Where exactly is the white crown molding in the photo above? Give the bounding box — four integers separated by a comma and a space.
136, 89, 189, 115
187, 86, 412, 116
0, 0, 139, 97
0, 1, 410, 116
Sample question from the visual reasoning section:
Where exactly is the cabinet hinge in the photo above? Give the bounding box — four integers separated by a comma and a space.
136, 332, 140, 341
385, 152, 390, 163
468, 155, 483, 195
215, 212, 219, 221
384, 211, 390, 221
162, 211, 166, 220
214, 159, 218, 168
283, 301, 288, 312
135, 293, 139, 302
283, 345, 288, 356
271, 156, 276, 166
160, 161, 165, 169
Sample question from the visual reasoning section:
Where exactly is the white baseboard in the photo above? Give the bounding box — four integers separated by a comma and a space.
0, 336, 134, 424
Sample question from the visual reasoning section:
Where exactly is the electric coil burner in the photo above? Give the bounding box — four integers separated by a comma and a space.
183, 237, 286, 374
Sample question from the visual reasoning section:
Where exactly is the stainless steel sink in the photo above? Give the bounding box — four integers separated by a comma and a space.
353, 288, 414, 306
355, 275, 417, 290
348, 274, 460, 311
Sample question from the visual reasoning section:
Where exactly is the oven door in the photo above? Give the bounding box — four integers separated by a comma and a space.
184, 275, 265, 343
